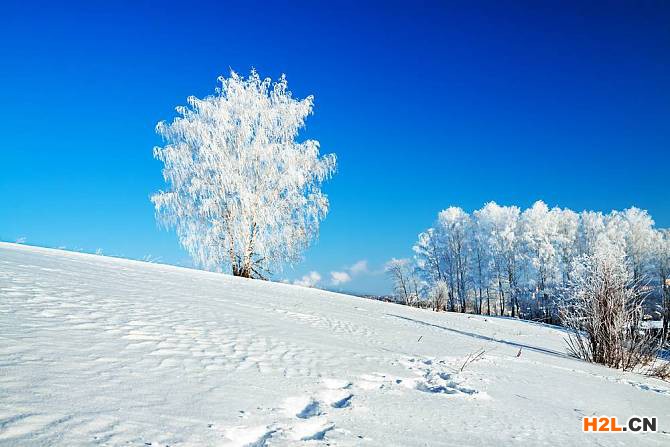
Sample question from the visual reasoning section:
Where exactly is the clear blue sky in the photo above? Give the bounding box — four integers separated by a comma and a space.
1, 1, 668, 294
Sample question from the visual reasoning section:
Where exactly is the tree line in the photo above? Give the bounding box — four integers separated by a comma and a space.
386, 201, 670, 344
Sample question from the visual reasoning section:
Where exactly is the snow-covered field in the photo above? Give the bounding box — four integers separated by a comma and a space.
1, 242, 668, 446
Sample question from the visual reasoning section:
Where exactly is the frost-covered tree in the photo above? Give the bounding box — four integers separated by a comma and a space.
562, 237, 657, 370
475, 202, 521, 317
469, 217, 492, 315
520, 201, 559, 321
437, 207, 471, 312
619, 208, 656, 283
151, 70, 336, 278
552, 207, 579, 285
385, 258, 421, 306
413, 228, 444, 285
430, 280, 449, 312
578, 211, 606, 256
652, 229, 670, 343
413, 208, 471, 312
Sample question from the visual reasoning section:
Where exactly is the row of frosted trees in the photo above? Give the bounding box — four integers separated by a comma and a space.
387, 201, 670, 332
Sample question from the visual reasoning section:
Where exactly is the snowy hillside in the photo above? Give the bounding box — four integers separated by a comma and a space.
1, 242, 668, 446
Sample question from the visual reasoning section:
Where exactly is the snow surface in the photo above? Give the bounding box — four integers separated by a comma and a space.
1, 242, 669, 446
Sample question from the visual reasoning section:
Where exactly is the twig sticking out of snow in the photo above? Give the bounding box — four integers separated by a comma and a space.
460, 348, 486, 372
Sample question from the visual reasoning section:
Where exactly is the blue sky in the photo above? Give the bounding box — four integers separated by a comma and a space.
1, 1, 669, 294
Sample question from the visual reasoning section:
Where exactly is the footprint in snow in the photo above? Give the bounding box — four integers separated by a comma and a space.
406, 357, 483, 397
222, 425, 276, 447
355, 357, 483, 398
283, 396, 322, 419
289, 417, 335, 441
318, 388, 353, 408
222, 377, 354, 445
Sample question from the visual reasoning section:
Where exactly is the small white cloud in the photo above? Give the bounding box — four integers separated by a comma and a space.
348, 260, 368, 275
330, 271, 351, 286
15, 236, 27, 244
294, 271, 321, 288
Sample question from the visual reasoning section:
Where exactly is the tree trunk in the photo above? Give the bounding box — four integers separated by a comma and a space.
498, 275, 505, 316
662, 272, 670, 345
486, 286, 491, 315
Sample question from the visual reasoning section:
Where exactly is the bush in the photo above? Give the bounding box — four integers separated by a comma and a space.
561, 242, 662, 371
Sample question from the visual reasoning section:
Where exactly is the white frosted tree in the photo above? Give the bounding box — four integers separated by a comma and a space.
619, 208, 656, 283
578, 211, 606, 256
552, 207, 579, 285
520, 201, 559, 321
414, 208, 472, 312
430, 280, 449, 312
475, 202, 521, 317
469, 216, 492, 315
437, 207, 471, 312
413, 228, 445, 285
151, 70, 337, 278
562, 237, 658, 370
654, 230, 670, 344
385, 258, 421, 306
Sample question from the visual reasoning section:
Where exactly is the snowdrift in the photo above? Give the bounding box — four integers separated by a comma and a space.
1, 242, 668, 446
